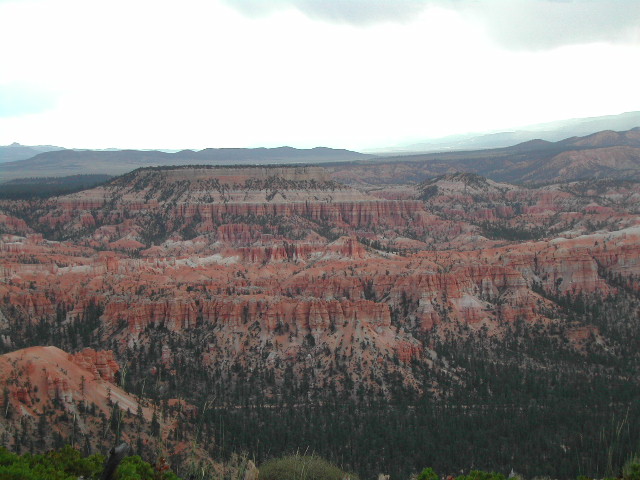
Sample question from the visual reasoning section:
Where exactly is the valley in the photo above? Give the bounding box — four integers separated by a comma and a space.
2, 141, 640, 478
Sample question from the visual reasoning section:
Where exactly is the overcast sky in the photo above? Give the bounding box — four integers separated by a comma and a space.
0, 0, 639, 150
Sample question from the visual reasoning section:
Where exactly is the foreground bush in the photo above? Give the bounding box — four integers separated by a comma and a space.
623, 457, 640, 480
457, 471, 506, 480
0, 445, 180, 480
417, 467, 505, 480
259, 454, 357, 480
417, 468, 439, 480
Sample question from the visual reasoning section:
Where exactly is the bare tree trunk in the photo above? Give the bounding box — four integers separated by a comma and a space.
100, 443, 130, 480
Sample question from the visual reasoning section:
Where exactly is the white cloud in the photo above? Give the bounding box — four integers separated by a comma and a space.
224, 0, 640, 49
463, 0, 640, 51
221, 0, 428, 25
0, 0, 639, 150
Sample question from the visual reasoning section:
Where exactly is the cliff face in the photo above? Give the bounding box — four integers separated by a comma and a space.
2, 166, 640, 402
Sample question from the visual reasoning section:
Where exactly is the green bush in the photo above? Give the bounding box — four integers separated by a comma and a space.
456, 470, 505, 480
418, 467, 439, 480
0, 445, 181, 480
623, 456, 640, 480
0, 445, 104, 480
118, 455, 181, 480
259, 454, 357, 480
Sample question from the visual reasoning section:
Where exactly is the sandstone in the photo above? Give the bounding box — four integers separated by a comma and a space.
70, 348, 120, 384
2, 166, 640, 403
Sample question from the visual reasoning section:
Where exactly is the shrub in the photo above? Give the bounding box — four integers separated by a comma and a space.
0, 446, 180, 480
456, 470, 505, 480
0, 446, 103, 480
418, 467, 439, 480
623, 457, 640, 480
259, 454, 357, 480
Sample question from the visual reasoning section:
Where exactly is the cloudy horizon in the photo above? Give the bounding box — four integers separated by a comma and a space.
1, 0, 639, 151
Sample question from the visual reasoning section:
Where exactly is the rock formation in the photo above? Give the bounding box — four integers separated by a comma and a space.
1, 166, 640, 403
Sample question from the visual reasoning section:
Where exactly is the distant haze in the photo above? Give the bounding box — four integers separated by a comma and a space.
0, 0, 639, 151
380, 111, 640, 154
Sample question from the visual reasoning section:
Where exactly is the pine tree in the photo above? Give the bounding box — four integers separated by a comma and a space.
109, 402, 122, 444
151, 410, 160, 437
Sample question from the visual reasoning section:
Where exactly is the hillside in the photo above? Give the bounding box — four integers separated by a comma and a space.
559, 127, 640, 148
0, 346, 216, 475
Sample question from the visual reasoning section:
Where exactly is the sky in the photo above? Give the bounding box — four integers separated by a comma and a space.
0, 0, 639, 151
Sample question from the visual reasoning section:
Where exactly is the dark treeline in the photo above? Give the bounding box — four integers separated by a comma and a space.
0, 174, 111, 199
208, 397, 640, 480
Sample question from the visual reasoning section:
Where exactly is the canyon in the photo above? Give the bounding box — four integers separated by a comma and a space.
1, 165, 639, 399
1, 145, 640, 477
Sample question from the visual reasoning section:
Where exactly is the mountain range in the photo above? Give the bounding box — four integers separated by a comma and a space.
0, 142, 64, 163
0, 146, 370, 182
2, 110, 639, 183
3, 127, 640, 185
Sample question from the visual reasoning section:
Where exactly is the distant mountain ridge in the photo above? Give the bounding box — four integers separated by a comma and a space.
4, 125, 640, 185
328, 127, 640, 184
383, 111, 640, 154
559, 127, 640, 148
0, 142, 64, 163
0, 146, 371, 182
